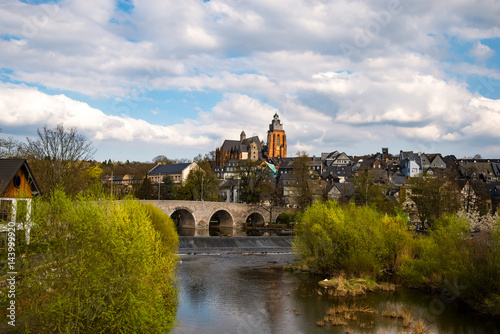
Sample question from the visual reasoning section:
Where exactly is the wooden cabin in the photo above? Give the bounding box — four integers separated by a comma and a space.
0, 159, 41, 246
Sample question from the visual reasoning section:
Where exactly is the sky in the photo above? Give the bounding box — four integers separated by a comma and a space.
0, 0, 499, 163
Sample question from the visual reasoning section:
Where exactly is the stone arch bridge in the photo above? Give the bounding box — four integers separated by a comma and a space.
141, 200, 292, 229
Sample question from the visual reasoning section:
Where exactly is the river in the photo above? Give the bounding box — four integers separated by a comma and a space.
173, 252, 500, 334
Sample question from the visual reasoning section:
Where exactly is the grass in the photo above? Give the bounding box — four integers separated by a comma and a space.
318, 276, 396, 296
317, 302, 426, 332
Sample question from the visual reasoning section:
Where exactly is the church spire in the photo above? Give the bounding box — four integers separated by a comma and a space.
267, 113, 287, 158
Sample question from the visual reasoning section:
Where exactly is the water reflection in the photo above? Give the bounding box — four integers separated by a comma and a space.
177, 226, 247, 237
174, 254, 500, 334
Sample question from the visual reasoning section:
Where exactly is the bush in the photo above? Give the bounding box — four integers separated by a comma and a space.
17, 190, 179, 333
399, 213, 500, 314
293, 201, 413, 278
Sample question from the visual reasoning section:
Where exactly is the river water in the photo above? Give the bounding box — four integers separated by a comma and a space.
173, 252, 500, 334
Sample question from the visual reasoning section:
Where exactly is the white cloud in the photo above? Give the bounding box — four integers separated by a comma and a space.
1, 0, 500, 159
469, 41, 495, 61
0, 85, 211, 148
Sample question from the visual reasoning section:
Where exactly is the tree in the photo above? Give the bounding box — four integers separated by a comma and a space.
23, 124, 95, 196
157, 175, 174, 200
352, 170, 376, 206
236, 160, 274, 204
351, 170, 396, 214
0, 129, 22, 158
86, 165, 103, 181
291, 153, 322, 209
19, 189, 179, 333
405, 173, 461, 228
176, 169, 219, 201
136, 177, 155, 199
194, 151, 216, 170
153, 155, 172, 164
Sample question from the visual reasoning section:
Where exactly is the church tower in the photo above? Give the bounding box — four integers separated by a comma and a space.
267, 113, 287, 158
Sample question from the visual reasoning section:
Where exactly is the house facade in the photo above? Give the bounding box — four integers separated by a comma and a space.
147, 162, 199, 184
0, 159, 42, 246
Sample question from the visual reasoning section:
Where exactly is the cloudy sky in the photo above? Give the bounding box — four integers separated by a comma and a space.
1, 0, 499, 162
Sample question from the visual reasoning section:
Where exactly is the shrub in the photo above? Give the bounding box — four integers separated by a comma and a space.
18, 190, 179, 333
293, 201, 413, 278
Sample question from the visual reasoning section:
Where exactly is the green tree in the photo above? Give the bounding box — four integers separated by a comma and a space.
293, 201, 413, 277
18, 189, 179, 333
23, 124, 96, 196
86, 165, 103, 181
158, 175, 175, 200
136, 176, 155, 199
176, 169, 219, 201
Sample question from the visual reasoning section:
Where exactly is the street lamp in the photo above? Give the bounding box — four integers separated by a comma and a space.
158, 173, 161, 200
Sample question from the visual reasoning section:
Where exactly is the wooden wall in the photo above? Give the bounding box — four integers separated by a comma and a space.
2, 169, 32, 198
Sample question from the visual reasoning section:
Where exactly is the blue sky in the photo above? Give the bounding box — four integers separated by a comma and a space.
1, 0, 500, 162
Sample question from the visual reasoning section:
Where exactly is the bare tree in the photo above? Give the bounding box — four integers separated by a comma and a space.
291, 153, 322, 209
0, 129, 22, 158
24, 124, 96, 196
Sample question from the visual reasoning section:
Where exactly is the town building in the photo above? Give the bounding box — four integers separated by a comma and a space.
147, 162, 199, 184
215, 113, 288, 167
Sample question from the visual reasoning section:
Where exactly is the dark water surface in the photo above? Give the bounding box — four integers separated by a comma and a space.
173, 253, 500, 334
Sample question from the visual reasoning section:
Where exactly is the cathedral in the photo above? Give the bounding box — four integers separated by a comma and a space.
215, 113, 287, 166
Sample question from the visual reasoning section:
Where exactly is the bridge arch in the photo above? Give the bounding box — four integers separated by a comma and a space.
171, 207, 196, 228
141, 200, 293, 230
276, 212, 293, 224
208, 209, 234, 228
246, 212, 265, 225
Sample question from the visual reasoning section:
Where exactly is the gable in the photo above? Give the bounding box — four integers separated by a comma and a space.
0, 159, 41, 198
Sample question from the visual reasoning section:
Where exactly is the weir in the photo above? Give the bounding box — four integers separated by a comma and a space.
178, 236, 294, 254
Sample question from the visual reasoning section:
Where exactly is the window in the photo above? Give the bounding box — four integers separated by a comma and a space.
0, 200, 12, 222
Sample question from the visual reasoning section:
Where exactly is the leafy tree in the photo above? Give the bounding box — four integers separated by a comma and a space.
18, 189, 179, 333
136, 176, 155, 199
86, 165, 103, 181
291, 153, 321, 209
293, 201, 413, 277
176, 169, 219, 201
23, 124, 96, 196
158, 175, 175, 200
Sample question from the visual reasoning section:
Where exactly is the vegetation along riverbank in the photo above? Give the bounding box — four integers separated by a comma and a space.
291, 201, 500, 315
0, 186, 179, 333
